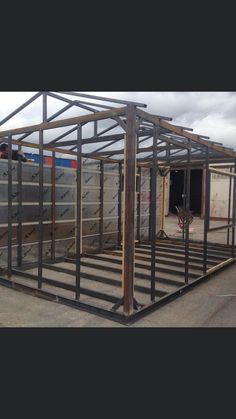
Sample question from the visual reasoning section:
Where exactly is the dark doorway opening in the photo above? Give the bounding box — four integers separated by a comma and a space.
169, 170, 184, 214
169, 169, 203, 216
190, 169, 203, 215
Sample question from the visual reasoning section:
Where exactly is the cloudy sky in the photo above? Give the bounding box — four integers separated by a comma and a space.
0, 92, 236, 153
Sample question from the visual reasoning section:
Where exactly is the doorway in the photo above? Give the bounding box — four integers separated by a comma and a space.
169, 169, 203, 216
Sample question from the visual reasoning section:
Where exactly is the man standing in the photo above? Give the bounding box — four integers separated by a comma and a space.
0, 143, 28, 162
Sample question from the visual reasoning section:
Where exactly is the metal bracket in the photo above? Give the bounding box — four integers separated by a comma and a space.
156, 230, 169, 240
157, 167, 170, 177
111, 297, 142, 313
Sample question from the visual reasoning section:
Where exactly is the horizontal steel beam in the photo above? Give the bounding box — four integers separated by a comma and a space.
49, 93, 117, 110
11, 269, 120, 304
158, 134, 190, 150
57, 91, 147, 108
126, 258, 235, 325
88, 144, 181, 158
136, 108, 236, 158
0, 276, 128, 325
209, 167, 236, 177
47, 134, 125, 148
208, 224, 234, 233
154, 153, 233, 162
44, 262, 167, 298
0, 107, 127, 137
48, 92, 99, 113
1, 137, 117, 162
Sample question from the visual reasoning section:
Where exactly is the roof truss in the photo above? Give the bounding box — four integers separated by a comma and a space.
0, 92, 235, 166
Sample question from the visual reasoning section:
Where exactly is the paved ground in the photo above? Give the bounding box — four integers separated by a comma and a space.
0, 262, 236, 327
165, 213, 230, 244
0, 215, 235, 328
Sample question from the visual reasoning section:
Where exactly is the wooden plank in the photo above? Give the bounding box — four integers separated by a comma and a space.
206, 258, 233, 274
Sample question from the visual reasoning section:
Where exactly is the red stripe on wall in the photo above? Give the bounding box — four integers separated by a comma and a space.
45, 156, 53, 166
71, 160, 78, 169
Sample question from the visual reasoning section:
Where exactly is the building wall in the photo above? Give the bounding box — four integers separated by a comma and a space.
0, 158, 168, 270
82, 159, 120, 252
209, 167, 233, 220
0, 158, 120, 270
164, 166, 233, 222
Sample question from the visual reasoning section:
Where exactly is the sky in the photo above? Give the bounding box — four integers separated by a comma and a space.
0, 92, 236, 155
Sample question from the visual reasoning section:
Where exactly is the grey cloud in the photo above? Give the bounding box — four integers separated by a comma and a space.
0, 91, 236, 150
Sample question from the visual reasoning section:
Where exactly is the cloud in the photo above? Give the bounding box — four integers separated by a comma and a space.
0, 91, 236, 150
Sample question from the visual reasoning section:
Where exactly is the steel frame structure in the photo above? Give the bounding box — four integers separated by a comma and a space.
0, 91, 236, 325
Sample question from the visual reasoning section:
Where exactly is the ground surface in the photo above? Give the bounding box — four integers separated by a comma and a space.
165, 213, 231, 243
0, 215, 235, 328
0, 262, 236, 327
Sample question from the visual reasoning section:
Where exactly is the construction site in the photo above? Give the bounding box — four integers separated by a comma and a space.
0, 92, 236, 326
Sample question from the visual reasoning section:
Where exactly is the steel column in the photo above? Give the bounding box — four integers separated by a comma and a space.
137, 166, 141, 243
123, 105, 137, 316
43, 92, 47, 123
94, 120, 98, 136
37, 93, 47, 286
118, 161, 122, 246
51, 151, 56, 261
203, 147, 210, 274
17, 144, 23, 267
182, 169, 186, 241
38, 130, 44, 288
7, 135, 13, 278
150, 125, 157, 300
227, 167, 232, 246
100, 161, 104, 252
232, 159, 236, 258
185, 144, 191, 284
76, 125, 82, 300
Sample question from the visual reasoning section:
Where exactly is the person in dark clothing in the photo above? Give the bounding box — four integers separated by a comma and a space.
0, 143, 28, 162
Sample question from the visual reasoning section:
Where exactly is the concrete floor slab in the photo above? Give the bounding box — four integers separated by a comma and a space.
0, 262, 236, 327
165, 213, 231, 244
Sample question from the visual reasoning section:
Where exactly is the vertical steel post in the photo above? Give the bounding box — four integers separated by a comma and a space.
118, 161, 122, 246
38, 130, 44, 288
94, 120, 98, 136
8, 135, 13, 278
137, 166, 141, 243
227, 167, 232, 246
182, 169, 186, 241
203, 147, 210, 274
76, 124, 82, 300
184, 145, 191, 284
38, 93, 47, 287
123, 105, 137, 316
231, 159, 236, 258
148, 172, 152, 242
43, 92, 47, 123
51, 151, 56, 261
100, 160, 104, 252
150, 125, 157, 301
17, 144, 23, 267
